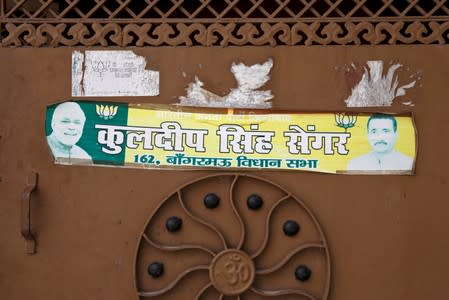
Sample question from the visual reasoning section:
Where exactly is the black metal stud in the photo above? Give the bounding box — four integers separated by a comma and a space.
148, 262, 164, 278
247, 194, 263, 210
204, 193, 220, 209
283, 220, 300, 236
295, 265, 311, 282
166, 216, 182, 232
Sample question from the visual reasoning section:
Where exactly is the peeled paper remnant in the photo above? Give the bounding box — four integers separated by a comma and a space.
344, 60, 418, 107
179, 59, 274, 109
72, 50, 159, 97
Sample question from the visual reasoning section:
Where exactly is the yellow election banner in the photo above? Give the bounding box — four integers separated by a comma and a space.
46, 101, 416, 175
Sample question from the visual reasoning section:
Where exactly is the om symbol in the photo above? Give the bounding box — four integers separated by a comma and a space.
210, 250, 255, 294
223, 254, 251, 285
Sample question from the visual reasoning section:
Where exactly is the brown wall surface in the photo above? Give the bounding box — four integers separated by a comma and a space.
1, 47, 449, 299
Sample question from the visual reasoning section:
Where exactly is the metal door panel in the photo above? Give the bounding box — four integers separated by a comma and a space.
1, 47, 449, 299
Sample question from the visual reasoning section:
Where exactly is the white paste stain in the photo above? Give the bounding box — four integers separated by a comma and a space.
114, 257, 122, 271
179, 59, 274, 108
71, 50, 159, 97
402, 101, 415, 106
344, 60, 417, 107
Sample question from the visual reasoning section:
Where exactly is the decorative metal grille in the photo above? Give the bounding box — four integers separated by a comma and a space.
135, 174, 331, 299
2, 0, 448, 46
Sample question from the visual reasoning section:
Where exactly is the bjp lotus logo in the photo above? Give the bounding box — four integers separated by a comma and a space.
335, 112, 357, 132
96, 105, 118, 120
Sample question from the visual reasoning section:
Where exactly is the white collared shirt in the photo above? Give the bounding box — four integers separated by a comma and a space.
347, 151, 413, 171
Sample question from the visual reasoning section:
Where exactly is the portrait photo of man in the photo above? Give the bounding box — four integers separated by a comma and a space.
347, 113, 414, 172
47, 101, 92, 163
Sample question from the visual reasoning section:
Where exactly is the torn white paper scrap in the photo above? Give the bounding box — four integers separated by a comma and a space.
344, 60, 417, 107
179, 58, 274, 109
179, 77, 225, 107
71, 50, 159, 97
71, 51, 84, 96
225, 58, 273, 108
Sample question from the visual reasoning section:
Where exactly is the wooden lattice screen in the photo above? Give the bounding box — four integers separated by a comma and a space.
2, 0, 449, 46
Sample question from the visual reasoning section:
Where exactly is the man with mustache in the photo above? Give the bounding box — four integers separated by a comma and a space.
347, 113, 413, 171
47, 102, 92, 163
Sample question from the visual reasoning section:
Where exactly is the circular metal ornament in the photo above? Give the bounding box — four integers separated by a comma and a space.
135, 174, 331, 299
295, 265, 312, 282
247, 194, 264, 210
283, 220, 300, 236
165, 216, 182, 232
148, 262, 164, 278
203, 193, 220, 209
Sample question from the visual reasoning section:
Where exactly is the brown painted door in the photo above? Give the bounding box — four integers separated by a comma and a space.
1, 46, 449, 300
1, 1, 449, 300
